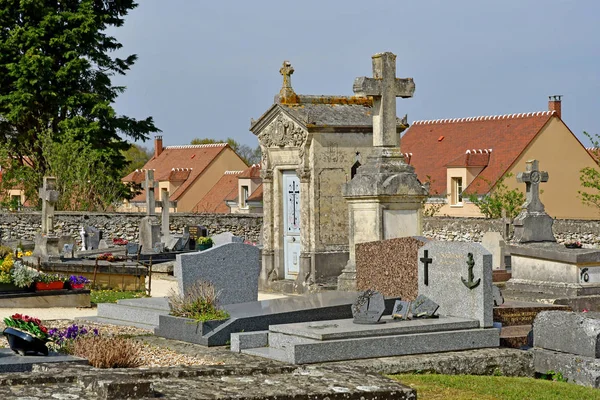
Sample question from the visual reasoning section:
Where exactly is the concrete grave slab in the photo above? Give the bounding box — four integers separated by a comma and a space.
419, 241, 493, 327
534, 311, 600, 358
210, 232, 243, 247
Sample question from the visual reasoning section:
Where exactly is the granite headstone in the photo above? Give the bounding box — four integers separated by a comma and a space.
351, 289, 385, 325
418, 241, 493, 327
355, 236, 429, 299
174, 243, 260, 306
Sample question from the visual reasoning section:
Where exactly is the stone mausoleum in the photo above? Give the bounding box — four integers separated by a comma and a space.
251, 61, 410, 293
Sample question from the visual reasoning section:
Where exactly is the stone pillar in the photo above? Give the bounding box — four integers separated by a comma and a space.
295, 168, 313, 293
259, 169, 275, 289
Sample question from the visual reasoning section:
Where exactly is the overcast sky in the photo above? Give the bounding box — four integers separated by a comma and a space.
110, 0, 600, 149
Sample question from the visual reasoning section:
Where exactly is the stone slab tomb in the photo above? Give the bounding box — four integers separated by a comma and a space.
233, 240, 499, 364
174, 242, 260, 306
355, 236, 428, 299
532, 311, 600, 387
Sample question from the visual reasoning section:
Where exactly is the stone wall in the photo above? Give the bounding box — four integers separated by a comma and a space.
424, 217, 600, 245
0, 212, 263, 244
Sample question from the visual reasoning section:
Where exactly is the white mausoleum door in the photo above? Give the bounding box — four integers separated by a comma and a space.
283, 171, 301, 279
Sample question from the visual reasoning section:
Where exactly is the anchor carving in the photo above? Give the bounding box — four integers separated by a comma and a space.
461, 252, 481, 290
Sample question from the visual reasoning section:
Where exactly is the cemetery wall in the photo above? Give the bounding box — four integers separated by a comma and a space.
0, 212, 262, 243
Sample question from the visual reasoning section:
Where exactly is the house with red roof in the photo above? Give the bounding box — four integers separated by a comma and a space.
192, 164, 263, 214
121, 136, 248, 213
402, 97, 599, 219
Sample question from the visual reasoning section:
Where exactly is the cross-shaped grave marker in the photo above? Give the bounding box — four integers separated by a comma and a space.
517, 159, 549, 213
39, 177, 59, 235
353, 52, 415, 148
142, 170, 158, 216
156, 188, 177, 242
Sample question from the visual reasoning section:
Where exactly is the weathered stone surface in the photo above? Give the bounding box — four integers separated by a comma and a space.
533, 311, 600, 357
356, 236, 428, 299
419, 241, 494, 327
532, 348, 600, 388
0, 349, 87, 373
210, 231, 243, 247
481, 231, 505, 270
175, 243, 260, 306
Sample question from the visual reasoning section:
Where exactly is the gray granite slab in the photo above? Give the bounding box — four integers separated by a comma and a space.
507, 243, 600, 264
230, 331, 269, 352
175, 243, 260, 306
250, 327, 499, 365
534, 311, 600, 358
155, 291, 399, 346
0, 349, 87, 372
268, 315, 480, 341
352, 290, 385, 324
210, 232, 244, 247
419, 241, 493, 327
532, 348, 600, 388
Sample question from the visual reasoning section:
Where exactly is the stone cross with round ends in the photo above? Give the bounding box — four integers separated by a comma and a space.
280, 61, 294, 89
517, 159, 549, 213
353, 52, 415, 148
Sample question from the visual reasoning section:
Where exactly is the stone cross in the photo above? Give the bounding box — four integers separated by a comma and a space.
353, 52, 415, 148
142, 170, 158, 216
517, 160, 549, 213
278, 61, 297, 102
39, 177, 59, 235
157, 188, 177, 242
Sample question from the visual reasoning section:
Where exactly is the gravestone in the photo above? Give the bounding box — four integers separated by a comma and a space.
98, 239, 108, 250
139, 170, 161, 254
165, 236, 183, 252
351, 289, 385, 324
513, 160, 556, 243
355, 236, 428, 299
180, 233, 191, 250
84, 226, 102, 251
418, 241, 493, 327
33, 177, 61, 260
211, 232, 243, 247
410, 294, 439, 318
156, 187, 177, 244
126, 243, 140, 256
186, 225, 208, 249
392, 300, 411, 320
481, 232, 505, 270
174, 243, 260, 306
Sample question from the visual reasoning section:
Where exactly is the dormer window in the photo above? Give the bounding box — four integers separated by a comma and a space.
451, 177, 463, 205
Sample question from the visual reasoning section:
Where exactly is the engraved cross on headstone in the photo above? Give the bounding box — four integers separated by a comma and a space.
142, 170, 158, 216
420, 250, 433, 286
353, 52, 415, 148
517, 160, 548, 213
39, 177, 59, 235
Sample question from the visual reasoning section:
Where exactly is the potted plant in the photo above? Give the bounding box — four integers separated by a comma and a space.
68, 275, 90, 290
11, 262, 39, 291
34, 273, 66, 291
196, 236, 213, 251
3, 314, 49, 356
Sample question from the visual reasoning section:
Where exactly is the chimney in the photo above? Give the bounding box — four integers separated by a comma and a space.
154, 135, 163, 158
548, 95, 562, 119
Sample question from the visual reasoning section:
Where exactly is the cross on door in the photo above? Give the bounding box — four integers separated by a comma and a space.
287, 180, 300, 230
353, 52, 415, 148
420, 250, 433, 286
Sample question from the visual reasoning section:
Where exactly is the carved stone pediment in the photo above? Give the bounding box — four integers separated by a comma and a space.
258, 115, 307, 149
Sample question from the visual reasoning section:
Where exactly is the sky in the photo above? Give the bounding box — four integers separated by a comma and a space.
109, 0, 600, 149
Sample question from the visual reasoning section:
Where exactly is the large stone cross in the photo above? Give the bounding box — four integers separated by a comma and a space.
39, 177, 59, 235
142, 170, 158, 216
353, 52, 415, 148
517, 160, 549, 213
156, 188, 177, 242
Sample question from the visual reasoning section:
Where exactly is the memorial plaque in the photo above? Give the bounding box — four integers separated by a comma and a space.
126, 243, 140, 256
392, 300, 412, 320
352, 289, 385, 325
187, 225, 208, 240
410, 295, 439, 319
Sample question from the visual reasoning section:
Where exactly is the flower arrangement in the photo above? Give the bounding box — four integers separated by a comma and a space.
11, 262, 39, 288
0, 253, 14, 272
15, 250, 32, 258
97, 253, 125, 262
69, 275, 90, 285
48, 324, 98, 347
4, 314, 49, 341
197, 237, 213, 246
35, 273, 68, 284
112, 238, 128, 246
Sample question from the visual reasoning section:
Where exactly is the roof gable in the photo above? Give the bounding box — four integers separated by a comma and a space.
402, 111, 556, 195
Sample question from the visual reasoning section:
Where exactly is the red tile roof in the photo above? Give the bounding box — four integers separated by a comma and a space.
247, 184, 263, 202
123, 143, 234, 202
192, 171, 242, 213
402, 111, 556, 195
238, 164, 261, 178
